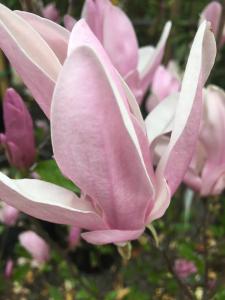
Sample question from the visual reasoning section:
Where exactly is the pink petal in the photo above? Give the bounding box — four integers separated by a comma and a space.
102, 1, 138, 77
200, 86, 225, 194
81, 228, 144, 245
149, 21, 216, 221
139, 21, 172, 96
15, 11, 69, 64
51, 21, 154, 230
42, 3, 60, 23
200, 1, 222, 36
19, 231, 50, 263
151, 65, 180, 101
2, 88, 36, 169
0, 203, 19, 226
64, 15, 76, 31
0, 173, 106, 230
0, 4, 61, 117
68, 226, 81, 248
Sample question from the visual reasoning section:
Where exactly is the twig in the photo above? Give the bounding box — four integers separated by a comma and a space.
161, 249, 196, 300
202, 198, 209, 300
149, 235, 196, 300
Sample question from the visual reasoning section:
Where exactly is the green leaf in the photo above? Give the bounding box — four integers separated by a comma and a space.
49, 286, 63, 300
34, 160, 80, 194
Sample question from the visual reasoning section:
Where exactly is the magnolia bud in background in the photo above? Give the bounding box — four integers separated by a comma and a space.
146, 64, 180, 111
0, 202, 19, 226
4, 259, 14, 279
0, 88, 36, 170
68, 226, 81, 249
19, 231, 50, 263
64, 15, 76, 31
174, 259, 197, 279
42, 3, 60, 23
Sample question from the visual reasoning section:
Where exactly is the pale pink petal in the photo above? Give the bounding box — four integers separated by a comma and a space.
81, 228, 144, 245
102, 1, 138, 77
151, 65, 180, 101
15, 11, 69, 64
51, 22, 154, 230
0, 172, 106, 230
149, 21, 216, 221
139, 21, 172, 96
0, 4, 61, 117
200, 86, 225, 194
82, 0, 108, 41
19, 231, 50, 263
145, 93, 179, 144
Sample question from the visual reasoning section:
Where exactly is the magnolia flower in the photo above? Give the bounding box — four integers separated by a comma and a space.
0, 88, 35, 170
4, 259, 14, 278
19, 231, 50, 263
174, 259, 197, 279
0, 13, 216, 245
200, 1, 225, 46
42, 3, 60, 23
184, 85, 225, 196
0, 202, 19, 226
146, 64, 180, 111
82, 0, 172, 103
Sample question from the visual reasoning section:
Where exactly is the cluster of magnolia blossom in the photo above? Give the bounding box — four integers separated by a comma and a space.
0, 0, 224, 251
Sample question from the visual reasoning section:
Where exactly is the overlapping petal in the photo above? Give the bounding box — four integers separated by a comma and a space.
0, 4, 61, 117
51, 43, 154, 230
0, 173, 106, 230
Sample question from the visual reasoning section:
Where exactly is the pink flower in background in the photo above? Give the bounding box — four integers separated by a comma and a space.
174, 259, 197, 279
82, 0, 171, 103
184, 85, 225, 196
0, 88, 36, 170
42, 3, 60, 23
68, 226, 81, 248
19, 231, 50, 263
146, 64, 180, 111
0, 13, 216, 245
4, 259, 14, 278
0, 203, 19, 226
200, 1, 225, 47
64, 14, 76, 31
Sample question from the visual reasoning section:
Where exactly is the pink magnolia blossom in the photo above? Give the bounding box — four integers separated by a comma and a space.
0, 8, 216, 245
200, 1, 225, 46
68, 226, 81, 248
4, 259, 14, 278
42, 3, 60, 23
184, 85, 225, 196
0, 202, 19, 226
174, 259, 197, 279
146, 64, 180, 111
19, 231, 50, 263
81, 0, 172, 103
0, 88, 35, 170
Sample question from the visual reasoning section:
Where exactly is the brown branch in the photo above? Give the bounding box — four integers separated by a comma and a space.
202, 198, 210, 300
